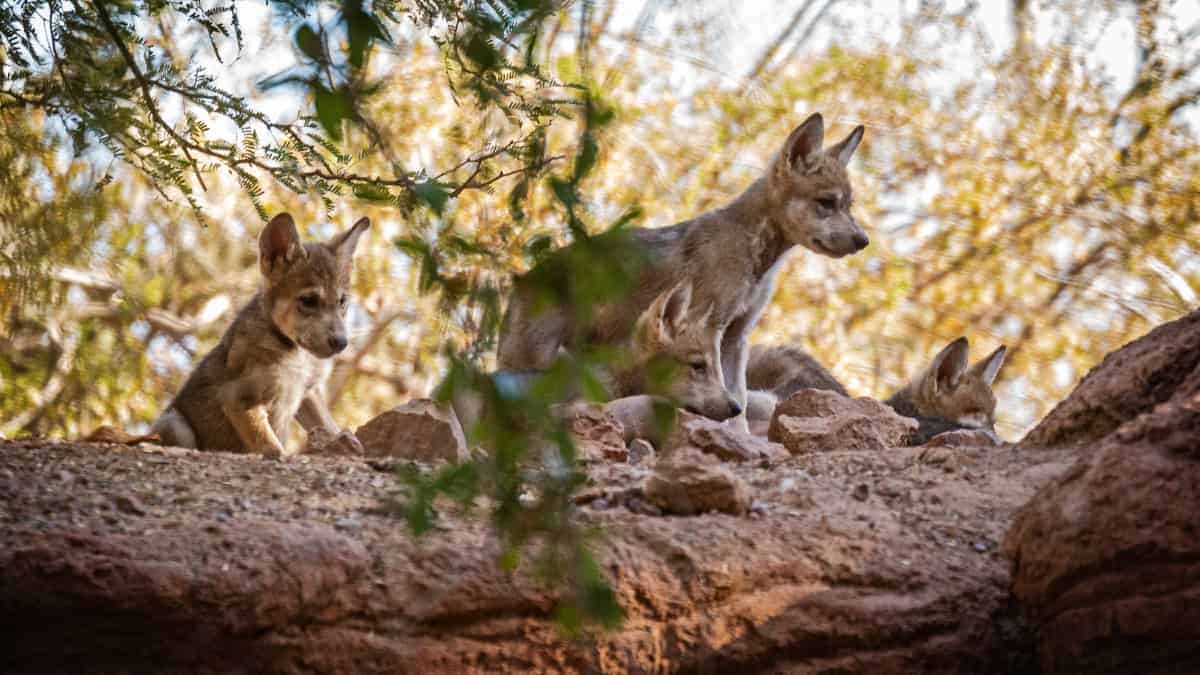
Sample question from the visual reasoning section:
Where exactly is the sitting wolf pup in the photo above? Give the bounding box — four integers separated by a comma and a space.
152, 213, 369, 457
746, 337, 1007, 444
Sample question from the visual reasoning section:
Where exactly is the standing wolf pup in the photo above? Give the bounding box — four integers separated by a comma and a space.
152, 213, 369, 457
499, 113, 868, 429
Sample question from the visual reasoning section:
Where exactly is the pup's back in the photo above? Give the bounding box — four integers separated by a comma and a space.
746, 344, 848, 398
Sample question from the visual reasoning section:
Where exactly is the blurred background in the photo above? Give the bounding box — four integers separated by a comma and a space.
2, 0, 1197, 443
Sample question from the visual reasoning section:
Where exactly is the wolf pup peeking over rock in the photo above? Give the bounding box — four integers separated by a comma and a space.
747, 337, 1008, 444
152, 213, 369, 457
498, 112, 868, 430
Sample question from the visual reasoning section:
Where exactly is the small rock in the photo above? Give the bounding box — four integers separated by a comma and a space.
113, 495, 146, 516
852, 483, 870, 502
664, 410, 789, 464
924, 429, 1000, 448
562, 403, 628, 462
973, 541, 988, 553
627, 438, 656, 465
643, 447, 752, 516
768, 390, 918, 453
624, 495, 663, 517
353, 399, 469, 463
335, 518, 362, 532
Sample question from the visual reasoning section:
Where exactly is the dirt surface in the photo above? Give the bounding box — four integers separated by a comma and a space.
0, 433, 1072, 674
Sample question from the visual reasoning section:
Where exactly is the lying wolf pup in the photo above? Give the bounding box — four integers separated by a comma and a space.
451, 281, 740, 438
746, 337, 1007, 444
152, 213, 369, 457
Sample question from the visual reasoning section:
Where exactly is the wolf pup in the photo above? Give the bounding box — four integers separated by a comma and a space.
884, 337, 1007, 444
152, 213, 369, 457
498, 112, 868, 430
451, 280, 739, 437
746, 337, 1008, 444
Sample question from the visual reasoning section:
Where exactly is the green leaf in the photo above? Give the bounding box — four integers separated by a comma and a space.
414, 180, 450, 215
313, 83, 352, 141
464, 32, 500, 70
294, 24, 322, 62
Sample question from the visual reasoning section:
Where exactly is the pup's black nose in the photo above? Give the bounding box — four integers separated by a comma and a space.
728, 399, 743, 418
852, 232, 870, 250
329, 335, 349, 354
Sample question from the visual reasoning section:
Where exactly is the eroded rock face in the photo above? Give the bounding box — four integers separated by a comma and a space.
768, 389, 918, 454
663, 410, 789, 464
643, 447, 752, 515
0, 432, 1069, 673
1022, 307, 1200, 447
1005, 330, 1200, 674
352, 398, 469, 462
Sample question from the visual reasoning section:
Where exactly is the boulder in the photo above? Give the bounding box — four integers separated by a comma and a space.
643, 447, 752, 516
0, 434, 1068, 673
768, 389, 917, 453
664, 410, 789, 464
352, 398, 469, 463
1022, 307, 1200, 447
1004, 310, 1200, 675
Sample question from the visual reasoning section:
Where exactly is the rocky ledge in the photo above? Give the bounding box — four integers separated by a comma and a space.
0, 308, 1197, 674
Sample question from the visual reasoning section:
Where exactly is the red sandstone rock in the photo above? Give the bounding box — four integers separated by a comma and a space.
1022, 307, 1200, 447
642, 447, 752, 515
563, 403, 629, 462
1004, 309, 1200, 675
768, 389, 917, 453
924, 428, 999, 448
663, 410, 789, 464
0, 434, 1064, 673
352, 398, 469, 462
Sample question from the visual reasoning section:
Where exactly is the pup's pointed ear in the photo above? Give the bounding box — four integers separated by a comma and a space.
660, 280, 693, 339
827, 125, 864, 167
638, 281, 692, 348
779, 112, 825, 175
259, 213, 306, 279
971, 345, 1008, 387
928, 336, 970, 393
331, 216, 370, 258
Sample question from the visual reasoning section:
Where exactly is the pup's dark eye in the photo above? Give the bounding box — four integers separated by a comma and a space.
299, 295, 320, 310
817, 197, 838, 211
689, 361, 707, 373
338, 294, 348, 307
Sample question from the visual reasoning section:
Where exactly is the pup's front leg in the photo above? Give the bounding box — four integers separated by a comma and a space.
297, 389, 363, 455
720, 326, 751, 433
222, 400, 287, 458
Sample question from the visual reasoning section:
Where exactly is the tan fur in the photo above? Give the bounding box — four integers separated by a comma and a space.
884, 337, 1008, 440
614, 281, 740, 420
745, 338, 1007, 443
451, 282, 739, 436
151, 213, 370, 456
746, 343, 848, 399
498, 112, 868, 430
